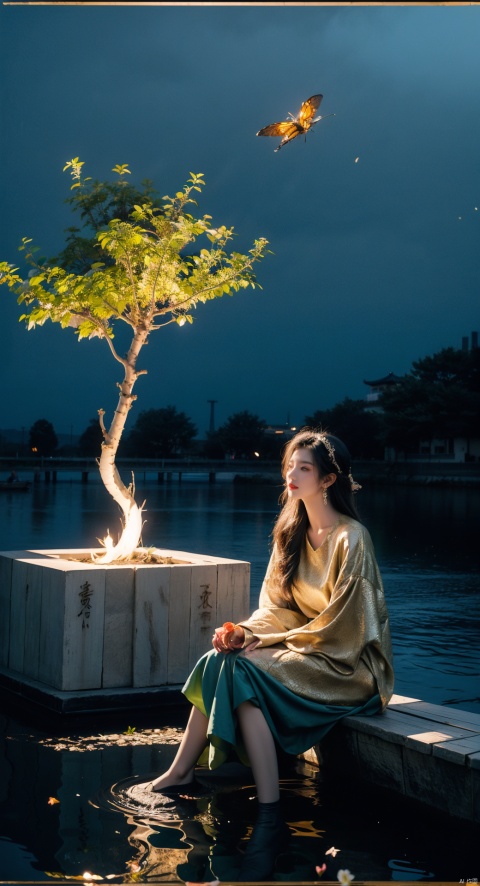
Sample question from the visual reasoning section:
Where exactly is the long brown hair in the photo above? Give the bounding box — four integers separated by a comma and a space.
270, 428, 359, 609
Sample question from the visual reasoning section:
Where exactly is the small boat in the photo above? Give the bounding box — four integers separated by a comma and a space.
0, 480, 31, 492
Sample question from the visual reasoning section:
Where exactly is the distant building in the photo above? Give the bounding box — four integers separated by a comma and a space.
263, 424, 297, 440
363, 372, 403, 412
365, 333, 480, 463
410, 436, 480, 463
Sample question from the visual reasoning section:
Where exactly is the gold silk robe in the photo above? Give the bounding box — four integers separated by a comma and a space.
238, 516, 394, 710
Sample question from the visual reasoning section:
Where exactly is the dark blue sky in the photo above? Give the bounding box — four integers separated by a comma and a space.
1, 3, 479, 440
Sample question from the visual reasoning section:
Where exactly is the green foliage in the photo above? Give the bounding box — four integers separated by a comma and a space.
308, 348, 479, 458
126, 406, 197, 457
29, 418, 58, 457
0, 161, 269, 350
216, 410, 267, 458
411, 346, 479, 386
0, 159, 269, 557
305, 397, 385, 459
201, 431, 228, 459
78, 417, 104, 457
380, 346, 480, 449
0, 433, 17, 458
57, 160, 159, 273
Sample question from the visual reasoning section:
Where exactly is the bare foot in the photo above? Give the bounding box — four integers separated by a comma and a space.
150, 771, 195, 793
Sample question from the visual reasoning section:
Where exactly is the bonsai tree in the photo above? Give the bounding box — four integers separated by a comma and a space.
0, 159, 269, 562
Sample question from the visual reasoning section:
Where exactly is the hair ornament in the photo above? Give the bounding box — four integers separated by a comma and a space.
316, 433, 342, 474
349, 473, 362, 493
315, 432, 362, 492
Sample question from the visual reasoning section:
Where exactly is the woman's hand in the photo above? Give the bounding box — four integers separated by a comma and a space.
212, 622, 245, 653
244, 638, 261, 654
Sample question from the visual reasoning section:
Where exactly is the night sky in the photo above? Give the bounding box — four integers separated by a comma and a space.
1, 3, 479, 441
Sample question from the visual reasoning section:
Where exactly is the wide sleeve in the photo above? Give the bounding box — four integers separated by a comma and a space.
283, 572, 388, 674
240, 524, 393, 685
281, 526, 393, 678
237, 549, 309, 645
237, 522, 394, 709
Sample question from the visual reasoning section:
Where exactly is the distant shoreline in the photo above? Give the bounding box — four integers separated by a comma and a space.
2, 456, 480, 488
234, 458, 480, 487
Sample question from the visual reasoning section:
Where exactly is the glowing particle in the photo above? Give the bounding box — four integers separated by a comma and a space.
355, 157, 359, 163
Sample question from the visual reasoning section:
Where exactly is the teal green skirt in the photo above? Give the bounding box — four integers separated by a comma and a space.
183, 648, 381, 769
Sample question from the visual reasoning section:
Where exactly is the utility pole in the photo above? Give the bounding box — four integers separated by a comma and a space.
207, 400, 218, 434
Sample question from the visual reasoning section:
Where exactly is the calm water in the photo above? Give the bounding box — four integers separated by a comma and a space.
0, 476, 479, 882
1, 474, 479, 711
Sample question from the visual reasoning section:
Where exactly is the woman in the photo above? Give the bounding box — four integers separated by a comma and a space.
149, 429, 394, 880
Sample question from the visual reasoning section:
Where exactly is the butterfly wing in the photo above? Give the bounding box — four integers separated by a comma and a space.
297, 94, 323, 130
257, 95, 325, 151
256, 121, 302, 138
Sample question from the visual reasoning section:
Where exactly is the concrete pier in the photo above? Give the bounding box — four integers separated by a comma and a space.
300, 694, 480, 825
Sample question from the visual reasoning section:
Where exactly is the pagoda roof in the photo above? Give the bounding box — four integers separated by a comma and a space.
363, 372, 403, 386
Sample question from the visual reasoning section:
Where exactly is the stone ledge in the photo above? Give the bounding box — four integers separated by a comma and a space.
299, 694, 480, 824
0, 665, 185, 714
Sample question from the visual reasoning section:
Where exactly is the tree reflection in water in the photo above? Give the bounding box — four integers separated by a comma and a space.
1, 481, 480, 880
1, 706, 479, 882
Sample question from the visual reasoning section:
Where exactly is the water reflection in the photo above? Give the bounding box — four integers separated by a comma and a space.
2, 474, 479, 570
1, 706, 479, 883
1, 479, 480, 880
1, 479, 478, 710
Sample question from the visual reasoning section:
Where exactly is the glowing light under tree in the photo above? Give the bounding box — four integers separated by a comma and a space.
0, 160, 269, 563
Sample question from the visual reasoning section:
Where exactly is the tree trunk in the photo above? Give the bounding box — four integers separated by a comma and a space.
93, 327, 149, 563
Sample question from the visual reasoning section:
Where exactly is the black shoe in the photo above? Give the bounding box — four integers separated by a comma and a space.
238, 801, 290, 882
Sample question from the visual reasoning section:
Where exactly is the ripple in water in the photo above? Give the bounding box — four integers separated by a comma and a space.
81, 770, 477, 882
90, 773, 215, 823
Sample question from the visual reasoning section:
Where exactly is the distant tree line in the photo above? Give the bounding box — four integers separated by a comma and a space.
0, 418, 60, 458
2, 345, 478, 462
379, 345, 480, 452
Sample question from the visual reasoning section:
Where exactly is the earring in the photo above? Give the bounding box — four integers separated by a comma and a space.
322, 487, 328, 506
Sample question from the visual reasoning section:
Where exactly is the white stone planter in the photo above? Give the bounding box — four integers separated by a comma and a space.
0, 548, 249, 708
